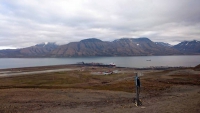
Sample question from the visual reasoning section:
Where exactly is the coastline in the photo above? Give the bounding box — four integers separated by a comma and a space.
1, 55, 200, 69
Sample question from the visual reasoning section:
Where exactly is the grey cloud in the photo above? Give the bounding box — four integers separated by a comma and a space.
0, 0, 200, 49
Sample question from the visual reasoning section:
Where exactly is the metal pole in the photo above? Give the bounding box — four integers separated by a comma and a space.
135, 73, 141, 106
136, 86, 139, 106
135, 73, 137, 104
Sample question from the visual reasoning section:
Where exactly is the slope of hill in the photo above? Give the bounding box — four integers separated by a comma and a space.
2, 38, 200, 57
20, 42, 58, 56
50, 38, 110, 57
194, 64, 200, 71
0, 49, 21, 57
173, 40, 200, 54
50, 38, 180, 57
0, 42, 58, 57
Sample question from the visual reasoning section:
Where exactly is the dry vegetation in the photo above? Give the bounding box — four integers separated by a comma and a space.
0, 65, 199, 113
0, 66, 199, 94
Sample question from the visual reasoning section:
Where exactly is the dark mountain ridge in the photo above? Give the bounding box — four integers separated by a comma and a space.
50, 37, 180, 57
0, 38, 199, 57
173, 40, 200, 54
0, 42, 58, 57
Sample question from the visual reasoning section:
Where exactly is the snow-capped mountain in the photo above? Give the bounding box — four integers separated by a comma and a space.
35, 42, 57, 47
173, 40, 200, 54
155, 42, 172, 47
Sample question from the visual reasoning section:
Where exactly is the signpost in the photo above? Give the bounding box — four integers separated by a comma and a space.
135, 73, 142, 106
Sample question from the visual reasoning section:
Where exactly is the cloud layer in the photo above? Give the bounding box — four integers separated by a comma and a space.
0, 0, 200, 49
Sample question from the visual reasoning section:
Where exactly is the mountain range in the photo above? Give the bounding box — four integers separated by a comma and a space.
0, 38, 200, 57
173, 40, 200, 54
0, 42, 58, 57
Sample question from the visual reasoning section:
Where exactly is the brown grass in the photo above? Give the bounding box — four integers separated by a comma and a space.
161, 74, 200, 85
0, 68, 199, 96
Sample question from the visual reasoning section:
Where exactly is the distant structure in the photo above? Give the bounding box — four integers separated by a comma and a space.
77, 62, 116, 67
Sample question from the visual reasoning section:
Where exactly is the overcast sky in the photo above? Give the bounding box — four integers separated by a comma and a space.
0, 0, 200, 49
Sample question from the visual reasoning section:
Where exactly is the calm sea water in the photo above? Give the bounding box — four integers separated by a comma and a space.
0, 55, 200, 69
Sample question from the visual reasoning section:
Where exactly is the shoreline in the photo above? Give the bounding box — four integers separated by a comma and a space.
1, 55, 200, 70
0, 63, 193, 71
0, 64, 194, 78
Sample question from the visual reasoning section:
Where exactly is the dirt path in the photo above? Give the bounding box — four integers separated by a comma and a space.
0, 68, 79, 77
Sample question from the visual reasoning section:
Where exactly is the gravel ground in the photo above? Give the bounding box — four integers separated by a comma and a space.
0, 85, 199, 113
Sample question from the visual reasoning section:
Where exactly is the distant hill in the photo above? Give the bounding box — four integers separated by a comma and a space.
50, 38, 111, 57
194, 64, 200, 71
20, 42, 58, 56
173, 40, 200, 54
1, 38, 200, 57
50, 38, 180, 57
0, 42, 58, 57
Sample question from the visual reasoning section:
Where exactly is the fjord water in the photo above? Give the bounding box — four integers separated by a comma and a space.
0, 55, 200, 69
